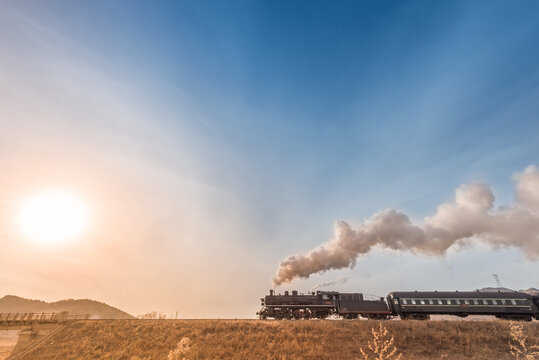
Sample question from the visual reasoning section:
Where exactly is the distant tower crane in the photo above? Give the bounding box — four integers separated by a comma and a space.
493, 273, 503, 288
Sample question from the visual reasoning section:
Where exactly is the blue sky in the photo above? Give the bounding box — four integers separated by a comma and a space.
1, 1, 539, 317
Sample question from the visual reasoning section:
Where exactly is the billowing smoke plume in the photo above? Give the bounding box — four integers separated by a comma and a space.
273, 166, 539, 286
311, 277, 349, 291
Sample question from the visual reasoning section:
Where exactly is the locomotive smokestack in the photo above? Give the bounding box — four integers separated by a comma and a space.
273, 165, 539, 286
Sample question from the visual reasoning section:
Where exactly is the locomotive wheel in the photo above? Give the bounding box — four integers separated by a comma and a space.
285, 310, 293, 320
315, 311, 329, 319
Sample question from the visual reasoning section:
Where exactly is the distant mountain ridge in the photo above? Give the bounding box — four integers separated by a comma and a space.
476, 287, 515, 292
0, 295, 133, 319
476, 287, 539, 295
521, 287, 539, 295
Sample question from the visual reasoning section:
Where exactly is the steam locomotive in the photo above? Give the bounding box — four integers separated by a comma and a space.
257, 289, 539, 321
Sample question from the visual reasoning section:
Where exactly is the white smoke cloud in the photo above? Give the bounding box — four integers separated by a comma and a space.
514, 165, 539, 210
273, 166, 539, 286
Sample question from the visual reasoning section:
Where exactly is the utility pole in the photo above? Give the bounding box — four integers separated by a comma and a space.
493, 273, 502, 288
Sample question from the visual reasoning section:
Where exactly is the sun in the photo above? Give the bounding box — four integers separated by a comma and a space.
19, 190, 88, 244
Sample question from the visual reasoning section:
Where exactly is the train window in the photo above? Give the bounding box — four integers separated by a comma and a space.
406, 299, 413, 305
432, 299, 439, 305
354, 295, 360, 301
515, 300, 527, 305
495, 300, 503, 305
469, 300, 475, 305
394, 299, 399, 305
322, 295, 328, 300
450, 300, 457, 305
477, 300, 484, 305
420, 300, 426, 305
486, 299, 493, 305
440, 299, 447, 305
414, 299, 421, 305
459, 300, 466, 305
504, 300, 512, 305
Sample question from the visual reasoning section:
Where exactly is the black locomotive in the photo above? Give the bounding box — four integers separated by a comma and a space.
258, 290, 391, 320
258, 289, 539, 321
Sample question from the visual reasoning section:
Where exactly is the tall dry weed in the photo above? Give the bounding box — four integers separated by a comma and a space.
359, 323, 402, 360
509, 322, 539, 360
137, 311, 167, 319
167, 337, 191, 360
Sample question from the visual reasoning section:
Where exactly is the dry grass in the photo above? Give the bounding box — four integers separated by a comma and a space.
509, 321, 539, 360
0, 346, 13, 360
12, 319, 539, 360
0, 329, 19, 360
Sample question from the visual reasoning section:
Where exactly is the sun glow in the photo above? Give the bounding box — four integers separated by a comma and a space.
19, 190, 88, 244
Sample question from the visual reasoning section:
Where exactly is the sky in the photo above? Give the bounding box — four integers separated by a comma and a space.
1, 0, 539, 318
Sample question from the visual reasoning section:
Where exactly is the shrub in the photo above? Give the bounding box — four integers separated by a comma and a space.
359, 323, 402, 360
167, 337, 191, 360
509, 322, 539, 360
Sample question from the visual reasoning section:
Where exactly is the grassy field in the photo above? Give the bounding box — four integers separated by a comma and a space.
11, 319, 539, 360
0, 329, 19, 360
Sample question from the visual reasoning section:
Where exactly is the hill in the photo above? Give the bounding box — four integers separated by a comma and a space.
477, 287, 539, 295
522, 287, 539, 295
0, 295, 133, 319
12, 319, 539, 360
476, 287, 515, 292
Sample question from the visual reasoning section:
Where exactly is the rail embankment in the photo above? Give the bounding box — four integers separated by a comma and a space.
12, 319, 539, 360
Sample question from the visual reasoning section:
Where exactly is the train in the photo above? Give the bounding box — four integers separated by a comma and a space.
257, 289, 539, 321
